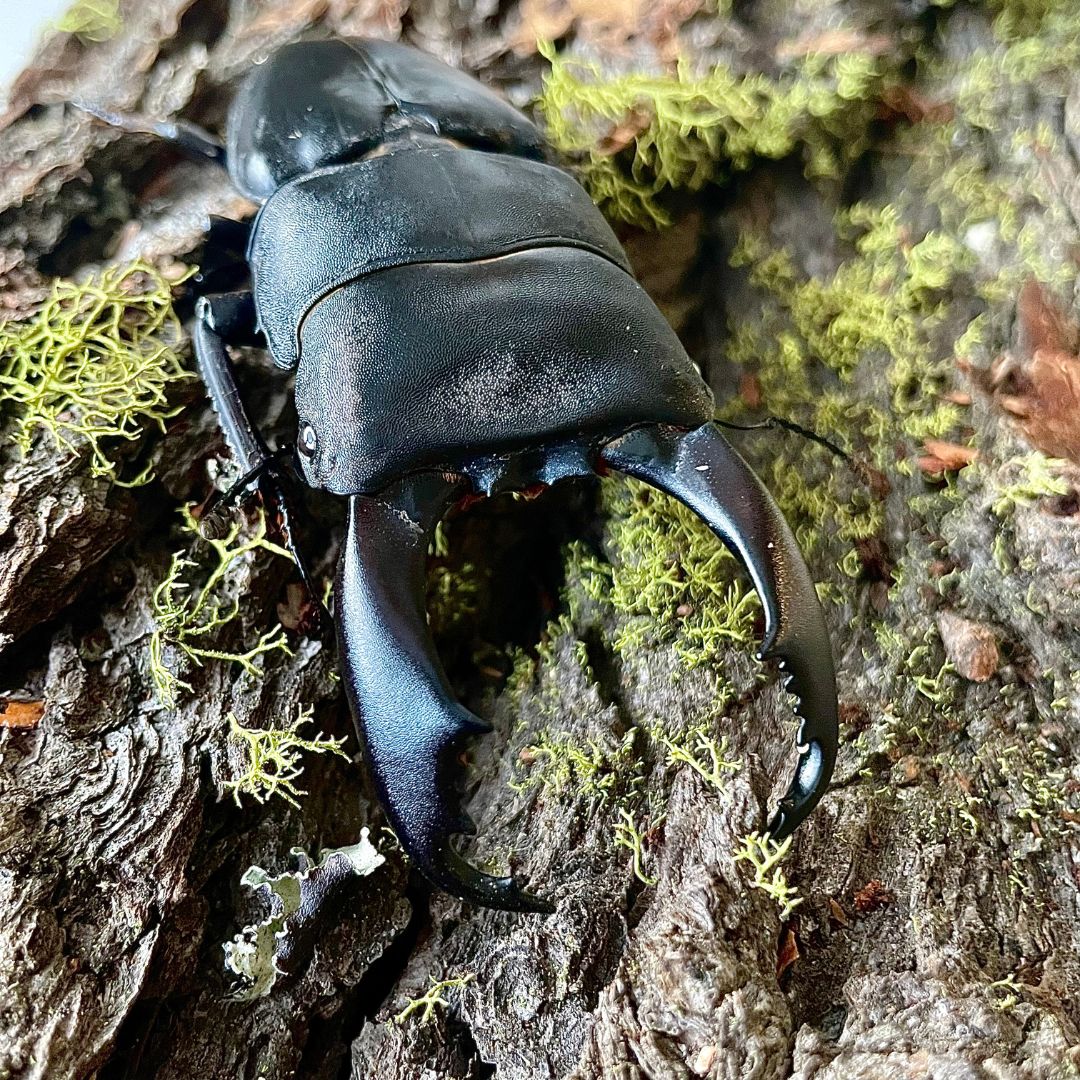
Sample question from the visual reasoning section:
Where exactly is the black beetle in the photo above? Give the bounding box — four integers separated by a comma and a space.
83, 38, 837, 913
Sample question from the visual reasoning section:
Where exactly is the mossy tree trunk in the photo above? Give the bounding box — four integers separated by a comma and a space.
1, 1, 1079, 1078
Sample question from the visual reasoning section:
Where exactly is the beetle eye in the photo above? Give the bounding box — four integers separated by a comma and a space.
299, 423, 317, 456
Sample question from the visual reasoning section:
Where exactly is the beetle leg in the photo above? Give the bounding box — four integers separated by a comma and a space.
194, 293, 327, 630
72, 101, 227, 167
337, 473, 553, 913
600, 422, 838, 839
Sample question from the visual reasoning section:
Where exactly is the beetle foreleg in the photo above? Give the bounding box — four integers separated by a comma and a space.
337, 474, 553, 914
600, 422, 838, 840
194, 294, 325, 630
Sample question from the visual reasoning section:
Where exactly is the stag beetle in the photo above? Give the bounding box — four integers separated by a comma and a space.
83, 38, 837, 913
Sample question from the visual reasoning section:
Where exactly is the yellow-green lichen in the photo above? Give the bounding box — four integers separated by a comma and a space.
613, 808, 658, 886
989, 973, 1023, 1011
55, 0, 122, 41
653, 723, 742, 791
733, 831, 804, 920
392, 974, 475, 1026
224, 706, 349, 809
0, 261, 194, 484
538, 43, 885, 226
149, 507, 293, 707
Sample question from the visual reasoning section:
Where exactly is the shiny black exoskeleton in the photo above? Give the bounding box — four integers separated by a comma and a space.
85, 38, 838, 912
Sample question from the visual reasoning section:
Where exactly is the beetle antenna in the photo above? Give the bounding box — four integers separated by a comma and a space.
716, 415, 851, 462
71, 101, 228, 168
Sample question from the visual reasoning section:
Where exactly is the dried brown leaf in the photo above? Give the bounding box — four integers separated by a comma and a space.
1016, 279, 1078, 357
878, 84, 954, 125
918, 439, 978, 475
776, 927, 800, 979
740, 373, 763, 410
937, 610, 1000, 683
0, 700, 45, 729
512, 0, 702, 57
853, 879, 894, 915
996, 348, 1080, 462
828, 898, 851, 928
596, 106, 653, 155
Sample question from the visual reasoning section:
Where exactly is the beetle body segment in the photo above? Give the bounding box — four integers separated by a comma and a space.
293, 247, 713, 495
227, 38, 545, 200
248, 145, 634, 370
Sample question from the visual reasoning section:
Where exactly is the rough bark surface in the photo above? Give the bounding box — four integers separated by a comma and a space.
1, 2, 1079, 1079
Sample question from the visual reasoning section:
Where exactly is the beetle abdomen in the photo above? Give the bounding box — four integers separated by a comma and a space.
227, 38, 545, 200
250, 146, 631, 370
293, 246, 714, 495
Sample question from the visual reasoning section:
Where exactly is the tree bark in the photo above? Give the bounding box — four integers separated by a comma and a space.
1, 2, 1079, 1079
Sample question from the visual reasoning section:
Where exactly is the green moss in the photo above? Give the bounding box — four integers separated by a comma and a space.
988, 0, 1080, 48
55, 0, 122, 41
511, 724, 644, 809
537, 43, 885, 226
0, 261, 193, 484
600, 477, 759, 667
223, 707, 349, 809
730, 205, 973, 461
985, 452, 1070, 517
724, 202, 976, 580
426, 558, 484, 640
149, 507, 293, 707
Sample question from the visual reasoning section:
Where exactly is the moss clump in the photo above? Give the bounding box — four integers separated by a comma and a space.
537, 43, 885, 226
55, 0, 122, 41
224, 706, 349, 809
511, 724, 644, 809
149, 507, 293, 707
984, 452, 1070, 517
988, 0, 1080, 48
722, 198, 981, 578
598, 477, 760, 668
0, 261, 193, 484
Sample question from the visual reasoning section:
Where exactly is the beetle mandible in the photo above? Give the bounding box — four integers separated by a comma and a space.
84, 37, 838, 913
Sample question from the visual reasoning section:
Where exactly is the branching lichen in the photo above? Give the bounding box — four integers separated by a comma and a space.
733, 831, 804, 920
538, 43, 885, 225
613, 808, 659, 886
0, 261, 193, 484
655, 724, 742, 790
393, 974, 476, 1026
223, 706, 349, 809
149, 508, 293, 707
